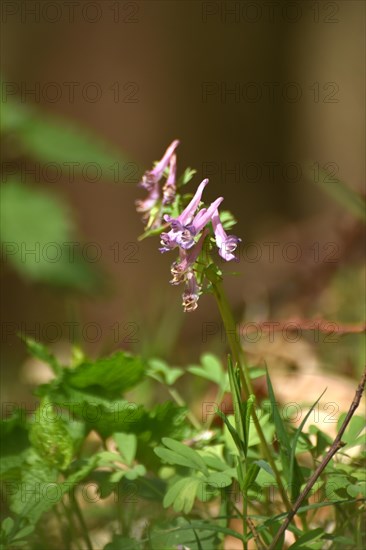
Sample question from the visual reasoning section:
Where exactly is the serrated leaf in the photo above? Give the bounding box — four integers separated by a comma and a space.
9, 451, 58, 523
65, 351, 145, 395
29, 397, 73, 470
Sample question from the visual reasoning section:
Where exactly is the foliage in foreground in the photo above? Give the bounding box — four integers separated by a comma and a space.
0, 339, 365, 550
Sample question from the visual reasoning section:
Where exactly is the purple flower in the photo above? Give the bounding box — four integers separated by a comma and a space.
140, 140, 180, 191
170, 229, 208, 285
135, 184, 159, 218
160, 179, 223, 252
212, 209, 241, 261
182, 270, 200, 312
136, 140, 179, 227
162, 153, 177, 205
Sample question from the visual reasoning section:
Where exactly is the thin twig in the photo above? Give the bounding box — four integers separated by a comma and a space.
269, 367, 366, 550
247, 516, 267, 550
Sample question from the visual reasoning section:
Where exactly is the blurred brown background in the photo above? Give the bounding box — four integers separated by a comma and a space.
1, 0, 365, 399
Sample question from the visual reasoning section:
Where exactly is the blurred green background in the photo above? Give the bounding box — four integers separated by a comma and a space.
1, 0, 365, 402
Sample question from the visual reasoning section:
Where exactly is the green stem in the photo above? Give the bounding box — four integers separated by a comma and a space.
61, 500, 82, 550
206, 382, 228, 430
210, 277, 293, 515
168, 387, 202, 430
71, 495, 93, 550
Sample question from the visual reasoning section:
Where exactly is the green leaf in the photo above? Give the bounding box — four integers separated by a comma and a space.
247, 413, 274, 448
218, 210, 238, 230
347, 482, 366, 498
205, 471, 232, 487
336, 414, 365, 448
113, 432, 137, 466
22, 337, 61, 376
65, 351, 145, 396
124, 464, 146, 480
0, 409, 30, 479
242, 463, 260, 492
217, 410, 245, 455
0, 181, 97, 290
331, 535, 357, 545
163, 476, 201, 513
149, 517, 218, 550
0, 517, 14, 536
243, 394, 256, 456
156, 519, 245, 544
157, 438, 209, 475
29, 397, 73, 470
248, 366, 266, 379
227, 356, 245, 451
11, 524, 35, 542
254, 459, 275, 479
179, 167, 197, 186
288, 390, 326, 500
288, 528, 325, 549
311, 164, 366, 222
201, 453, 231, 472
147, 358, 183, 386
188, 354, 226, 386
1, 100, 129, 177
104, 535, 141, 550
9, 451, 58, 524
265, 371, 291, 460
8, 451, 100, 529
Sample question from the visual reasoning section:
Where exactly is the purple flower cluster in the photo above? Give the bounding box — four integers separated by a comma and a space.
136, 140, 179, 227
136, 141, 241, 312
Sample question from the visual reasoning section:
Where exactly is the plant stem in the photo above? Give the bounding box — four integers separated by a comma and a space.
269, 367, 366, 550
71, 495, 93, 550
61, 500, 82, 550
210, 277, 292, 514
168, 387, 202, 430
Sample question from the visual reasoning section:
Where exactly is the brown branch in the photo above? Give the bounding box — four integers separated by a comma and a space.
247, 516, 267, 550
268, 367, 366, 550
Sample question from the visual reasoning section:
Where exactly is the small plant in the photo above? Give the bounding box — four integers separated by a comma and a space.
1, 141, 365, 550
